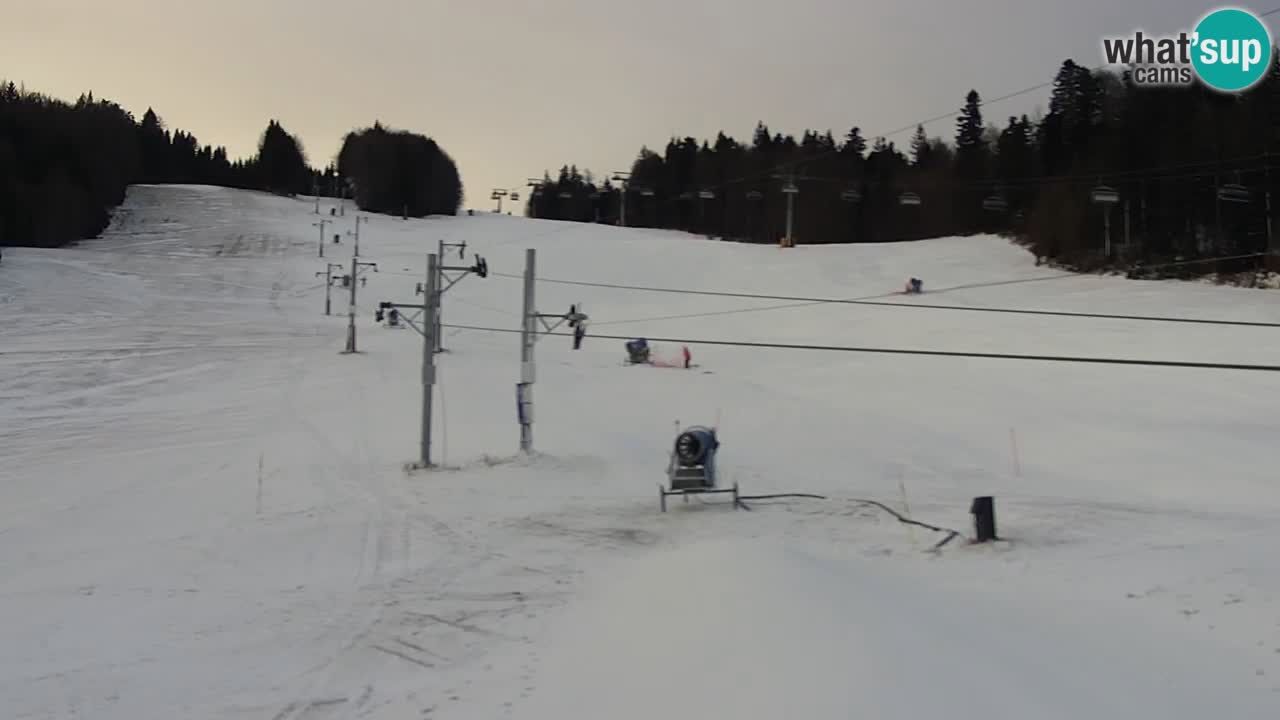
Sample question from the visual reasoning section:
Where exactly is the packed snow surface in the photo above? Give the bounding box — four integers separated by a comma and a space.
1, 184, 1278, 719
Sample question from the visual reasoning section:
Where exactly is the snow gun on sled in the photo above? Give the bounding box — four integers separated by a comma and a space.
624, 338, 692, 368
624, 338, 651, 365
660, 422, 739, 511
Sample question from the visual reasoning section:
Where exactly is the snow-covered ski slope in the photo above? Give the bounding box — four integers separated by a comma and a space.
2, 184, 1279, 719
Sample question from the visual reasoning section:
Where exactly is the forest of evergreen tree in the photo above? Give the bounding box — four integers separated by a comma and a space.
0, 81, 463, 249
528, 58, 1280, 278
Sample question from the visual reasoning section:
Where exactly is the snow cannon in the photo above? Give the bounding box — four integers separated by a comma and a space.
674, 427, 717, 470
660, 423, 738, 512
625, 338, 651, 365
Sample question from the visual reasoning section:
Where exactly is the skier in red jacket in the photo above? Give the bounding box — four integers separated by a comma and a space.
682, 345, 692, 369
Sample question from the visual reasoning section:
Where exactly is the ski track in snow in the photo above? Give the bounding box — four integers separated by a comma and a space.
1, 184, 1279, 719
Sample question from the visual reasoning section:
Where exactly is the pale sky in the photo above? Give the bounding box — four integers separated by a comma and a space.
2, 1, 1272, 208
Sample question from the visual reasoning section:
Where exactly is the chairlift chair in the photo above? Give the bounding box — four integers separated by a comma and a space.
982, 194, 1009, 212
1218, 183, 1251, 204
1090, 185, 1120, 204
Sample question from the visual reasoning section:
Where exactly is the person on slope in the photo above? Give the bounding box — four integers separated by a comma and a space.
682, 345, 692, 369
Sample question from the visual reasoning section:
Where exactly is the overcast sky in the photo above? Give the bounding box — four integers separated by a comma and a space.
2, 1, 1273, 207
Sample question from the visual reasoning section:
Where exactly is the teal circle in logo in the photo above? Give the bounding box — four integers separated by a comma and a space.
1191, 8, 1274, 92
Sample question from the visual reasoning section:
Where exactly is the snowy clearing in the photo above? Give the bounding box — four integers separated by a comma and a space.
1, 184, 1278, 719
